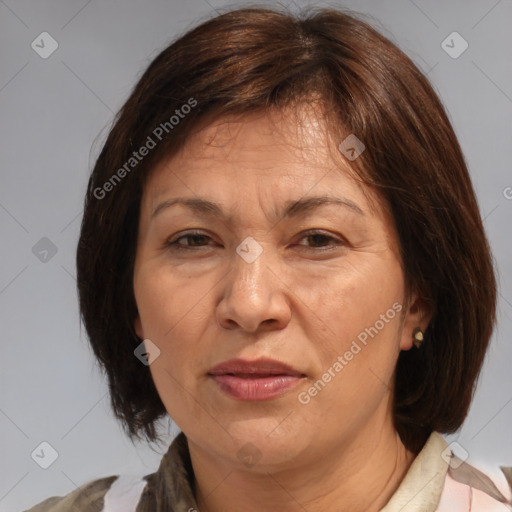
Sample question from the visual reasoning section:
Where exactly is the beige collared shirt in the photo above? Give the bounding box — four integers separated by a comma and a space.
381, 431, 450, 511
24, 431, 512, 511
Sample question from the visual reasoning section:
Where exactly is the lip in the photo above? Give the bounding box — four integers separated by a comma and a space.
208, 357, 306, 401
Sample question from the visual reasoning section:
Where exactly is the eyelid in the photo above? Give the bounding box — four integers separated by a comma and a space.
298, 229, 343, 241
294, 230, 347, 249
165, 229, 212, 246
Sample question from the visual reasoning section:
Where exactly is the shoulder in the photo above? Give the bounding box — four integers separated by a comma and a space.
23, 473, 151, 512
437, 457, 512, 511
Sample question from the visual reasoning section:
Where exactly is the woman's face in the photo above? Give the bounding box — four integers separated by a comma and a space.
133, 106, 424, 470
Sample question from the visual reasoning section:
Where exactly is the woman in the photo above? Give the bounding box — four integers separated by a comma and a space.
25, 6, 511, 512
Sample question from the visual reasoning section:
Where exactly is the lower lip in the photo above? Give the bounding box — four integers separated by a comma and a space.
210, 374, 303, 401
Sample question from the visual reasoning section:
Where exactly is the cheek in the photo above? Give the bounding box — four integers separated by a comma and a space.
133, 268, 211, 397
299, 270, 403, 426
135, 269, 212, 427
308, 253, 403, 325
306, 255, 404, 373
135, 264, 210, 338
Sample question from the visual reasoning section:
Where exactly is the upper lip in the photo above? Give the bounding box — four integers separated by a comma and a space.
208, 357, 304, 377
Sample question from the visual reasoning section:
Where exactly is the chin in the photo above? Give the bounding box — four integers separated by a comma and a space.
216, 416, 313, 469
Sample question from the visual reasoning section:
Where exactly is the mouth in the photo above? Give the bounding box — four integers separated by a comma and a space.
207, 357, 306, 401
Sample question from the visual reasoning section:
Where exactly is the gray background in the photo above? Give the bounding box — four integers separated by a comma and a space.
1, 0, 511, 509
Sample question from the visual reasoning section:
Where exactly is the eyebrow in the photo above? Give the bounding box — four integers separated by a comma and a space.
151, 195, 365, 221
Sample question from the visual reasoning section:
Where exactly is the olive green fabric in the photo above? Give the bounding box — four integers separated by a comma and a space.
23, 476, 118, 512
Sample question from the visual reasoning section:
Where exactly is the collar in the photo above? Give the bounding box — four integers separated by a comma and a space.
380, 431, 449, 512
153, 431, 449, 512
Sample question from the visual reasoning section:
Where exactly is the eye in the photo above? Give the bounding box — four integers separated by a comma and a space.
164, 229, 345, 253
165, 230, 215, 250
295, 230, 345, 250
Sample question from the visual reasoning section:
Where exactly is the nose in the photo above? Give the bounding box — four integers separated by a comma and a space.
216, 244, 292, 333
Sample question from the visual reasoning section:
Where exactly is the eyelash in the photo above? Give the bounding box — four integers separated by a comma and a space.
165, 230, 346, 252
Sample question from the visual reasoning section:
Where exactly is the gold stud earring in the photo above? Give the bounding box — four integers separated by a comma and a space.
412, 327, 424, 348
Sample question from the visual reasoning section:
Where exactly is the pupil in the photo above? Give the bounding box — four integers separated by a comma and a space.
310, 234, 326, 246
190, 235, 205, 245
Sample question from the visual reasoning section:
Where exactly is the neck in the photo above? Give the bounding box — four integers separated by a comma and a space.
189, 411, 416, 512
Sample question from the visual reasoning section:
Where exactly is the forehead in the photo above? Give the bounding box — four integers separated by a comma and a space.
156, 107, 332, 177
143, 105, 383, 219
188, 106, 328, 156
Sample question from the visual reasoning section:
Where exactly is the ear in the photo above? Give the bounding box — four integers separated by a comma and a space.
134, 315, 144, 340
400, 292, 432, 351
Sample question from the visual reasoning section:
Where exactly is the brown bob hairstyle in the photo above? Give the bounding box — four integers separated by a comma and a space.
76, 6, 497, 454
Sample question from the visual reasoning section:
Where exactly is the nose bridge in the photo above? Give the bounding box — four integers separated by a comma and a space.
217, 236, 288, 331
231, 236, 270, 298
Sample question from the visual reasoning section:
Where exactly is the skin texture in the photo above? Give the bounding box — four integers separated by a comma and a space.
133, 105, 432, 512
